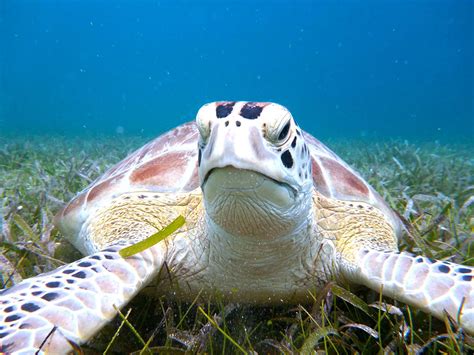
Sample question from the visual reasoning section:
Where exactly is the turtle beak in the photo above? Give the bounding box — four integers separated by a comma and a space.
198, 122, 299, 192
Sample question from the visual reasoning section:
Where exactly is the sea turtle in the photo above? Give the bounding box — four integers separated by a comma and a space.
0, 102, 472, 353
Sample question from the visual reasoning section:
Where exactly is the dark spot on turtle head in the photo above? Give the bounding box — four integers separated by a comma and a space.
216, 102, 235, 118
63, 269, 75, 274
236, 120, 241, 127
78, 261, 92, 267
457, 267, 472, 274
291, 137, 297, 148
5, 314, 21, 322
416, 257, 424, 263
281, 150, 294, 168
42, 292, 59, 301
225, 120, 229, 127
462, 275, 472, 282
438, 264, 450, 273
138, 195, 147, 199
278, 121, 291, 141
31, 291, 43, 296
21, 303, 40, 312
104, 254, 114, 260
46, 282, 61, 288
66, 279, 75, 284
72, 271, 86, 279
4, 306, 15, 313
296, 129, 301, 136
240, 103, 263, 119
198, 148, 202, 167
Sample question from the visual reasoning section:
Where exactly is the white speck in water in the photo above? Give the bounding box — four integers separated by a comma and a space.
90, 21, 94, 26
116, 126, 125, 134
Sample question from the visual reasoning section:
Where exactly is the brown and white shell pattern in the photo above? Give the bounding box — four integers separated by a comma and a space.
56, 121, 401, 239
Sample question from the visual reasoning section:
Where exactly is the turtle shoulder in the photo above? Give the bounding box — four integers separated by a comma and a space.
55, 121, 200, 242
303, 130, 402, 235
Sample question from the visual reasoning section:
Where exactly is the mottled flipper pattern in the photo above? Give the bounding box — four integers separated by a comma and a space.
0, 242, 166, 353
356, 249, 473, 334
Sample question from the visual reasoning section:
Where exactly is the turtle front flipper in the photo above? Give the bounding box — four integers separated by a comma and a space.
354, 249, 473, 335
0, 242, 166, 353
313, 191, 473, 335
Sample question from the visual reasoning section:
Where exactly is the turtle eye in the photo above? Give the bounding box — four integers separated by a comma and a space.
196, 104, 213, 143
278, 121, 291, 142
264, 119, 293, 146
197, 120, 211, 143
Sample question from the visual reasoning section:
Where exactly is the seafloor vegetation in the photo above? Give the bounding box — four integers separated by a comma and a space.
0, 135, 473, 354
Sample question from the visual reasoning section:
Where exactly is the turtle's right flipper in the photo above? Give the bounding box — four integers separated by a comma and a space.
354, 249, 473, 335
0, 242, 166, 353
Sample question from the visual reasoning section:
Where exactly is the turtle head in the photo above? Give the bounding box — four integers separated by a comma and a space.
196, 101, 313, 239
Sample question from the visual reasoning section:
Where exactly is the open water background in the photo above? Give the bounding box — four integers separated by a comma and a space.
0, 0, 472, 141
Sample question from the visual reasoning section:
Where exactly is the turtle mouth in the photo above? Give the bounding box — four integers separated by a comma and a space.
202, 166, 297, 201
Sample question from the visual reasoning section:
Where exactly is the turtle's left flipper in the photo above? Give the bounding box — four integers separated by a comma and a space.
0, 242, 166, 353
351, 249, 473, 335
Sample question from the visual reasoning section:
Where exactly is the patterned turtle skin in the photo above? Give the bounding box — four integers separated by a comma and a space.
0, 102, 472, 353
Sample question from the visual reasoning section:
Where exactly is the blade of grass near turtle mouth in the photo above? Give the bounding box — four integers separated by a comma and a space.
119, 215, 185, 258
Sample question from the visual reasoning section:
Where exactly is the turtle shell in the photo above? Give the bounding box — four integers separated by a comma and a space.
55, 122, 401, 243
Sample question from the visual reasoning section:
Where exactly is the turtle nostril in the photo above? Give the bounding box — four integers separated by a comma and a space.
236, 121, 241, 127
225, 121, 229, 127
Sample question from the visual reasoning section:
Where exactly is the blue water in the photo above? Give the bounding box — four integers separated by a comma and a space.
0, 0, 472, 141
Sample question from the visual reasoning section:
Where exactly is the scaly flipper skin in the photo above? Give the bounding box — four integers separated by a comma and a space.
313, 190, 474, 335
0, 242, 166, 353
355, 250, 473, 334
